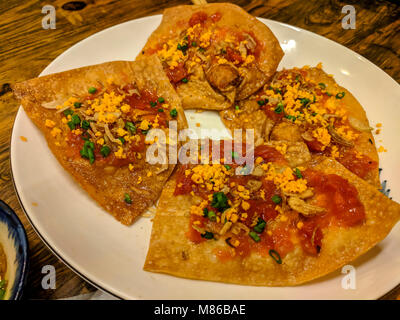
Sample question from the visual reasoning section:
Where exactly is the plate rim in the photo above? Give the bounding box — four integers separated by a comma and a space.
10, 15, 400, 300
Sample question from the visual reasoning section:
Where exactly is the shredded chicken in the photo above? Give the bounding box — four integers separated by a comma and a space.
328, 125, 354, 147
288, 197, 326, 217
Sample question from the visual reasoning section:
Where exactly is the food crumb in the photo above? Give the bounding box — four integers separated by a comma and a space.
196, 123, 201, 127
32, 202, 38, 207
20, 136, 28, 142
376, 123, 382, 128
378, 146, 387, 153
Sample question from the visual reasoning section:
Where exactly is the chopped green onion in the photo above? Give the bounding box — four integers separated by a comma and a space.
81, 120, 90, 130
170, 108, 178, 117
235, 105, 240, 110
201, 231, 214, 239
118, 137, 125, 145
181, 78, 188, 83
158, 97, 165, 103
80, 140, 95, 163
300, 98, 310, 106
257, 99, 266, 106
124, 193, 132, 204
88, 87, 97, 94
207, 210, 216, 221
211, 192, 230, 212
63, 108, 74, 116
71, 114, 81, 125
253, 218, 266, 233
158, 108, 164, 113
87, 147, 94, 164
150, 101, 157, 108
125, 121, 136, 134
269, 249, 282, 264
203, 207, 209, 217
191, 41, 197, 47
285, 115, 297, 122
335, 92, 345, 99
84, 140, 95, 150
100, 145, 111, 158
67, 121, 76, 130
249, 231, 261, 242
224, 164, 231, 170
318, 83, 326, 89
74, 102, 82, 108
274, 102, 284, 114
294, 168, 302, 179
271, 195, 282, 204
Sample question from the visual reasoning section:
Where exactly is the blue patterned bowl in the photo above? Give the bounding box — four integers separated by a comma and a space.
0, 200, 28, 300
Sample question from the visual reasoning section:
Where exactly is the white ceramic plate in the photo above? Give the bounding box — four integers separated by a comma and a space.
11, 15, 400, 299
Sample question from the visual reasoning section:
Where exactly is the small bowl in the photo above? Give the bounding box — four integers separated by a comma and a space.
0, 200, 29, 299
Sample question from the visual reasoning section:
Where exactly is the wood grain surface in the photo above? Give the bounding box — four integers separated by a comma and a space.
0, 0, 399, 300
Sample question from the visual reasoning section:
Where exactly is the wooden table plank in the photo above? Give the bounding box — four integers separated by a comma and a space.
0, 0, 399, 299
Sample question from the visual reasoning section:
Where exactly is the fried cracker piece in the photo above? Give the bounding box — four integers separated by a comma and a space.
137, 3, 283, 110
144, 158, 399, 285
13, 56, 187, 225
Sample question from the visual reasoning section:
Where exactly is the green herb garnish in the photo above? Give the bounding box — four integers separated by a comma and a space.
253, 218, 266, 233
271, 195, 282, 204
81, 120, 90, 130
294, 168, 303, 179
335, 92, 345, 99
124, 193, 132, 204
269, 249, 282, 264
170, 108, 178, 117
274, 102, 284, 114
100, 145, 110, 158
207, 210, 216, 222
211, 192, 230, 212
88, 87, 97, 94
249, 231, 261, 242
125, 121, 136, 134
201, 231, 214, 240
63, 108, 74, 117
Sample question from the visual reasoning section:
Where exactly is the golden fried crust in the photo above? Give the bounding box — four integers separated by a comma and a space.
137, 3, 283, 110
144, 159, 400, 286
13, 56, 187, 225
305, 68, 380, 188
220, 66, 380, 188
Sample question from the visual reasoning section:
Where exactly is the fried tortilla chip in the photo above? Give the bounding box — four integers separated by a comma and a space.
13, 56, 187, 225
137, 3, 283, 110
220, 65, 380, 187
144, 155, 400, 286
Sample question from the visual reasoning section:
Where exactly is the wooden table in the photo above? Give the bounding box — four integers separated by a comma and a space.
0, 0, 399, 300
